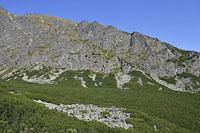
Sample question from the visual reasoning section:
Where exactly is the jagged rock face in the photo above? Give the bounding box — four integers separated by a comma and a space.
0, 8, 199, 91
185, 52, 200, 75
0, 8, 131, 73
129, 32, 179, 77
129, 32, 200, 77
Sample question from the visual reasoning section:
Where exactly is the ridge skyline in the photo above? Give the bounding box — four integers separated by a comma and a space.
0, 0, 199, 52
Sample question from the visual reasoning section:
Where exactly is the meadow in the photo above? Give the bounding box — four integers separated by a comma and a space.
0, 70, 199, 132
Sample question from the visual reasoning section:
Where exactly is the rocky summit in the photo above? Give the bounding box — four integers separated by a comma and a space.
0, 7, 199, 92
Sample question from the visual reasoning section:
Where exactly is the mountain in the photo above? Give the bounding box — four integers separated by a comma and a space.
0, 7, 200, 133
0, 7, 199, 92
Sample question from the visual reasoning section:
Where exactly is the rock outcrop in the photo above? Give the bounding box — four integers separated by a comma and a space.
0, 7, 199, 91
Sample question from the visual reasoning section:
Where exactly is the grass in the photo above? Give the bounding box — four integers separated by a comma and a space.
80, 110, 88, 114
0, 70, 200, 132
169, 55, 194, 67
0, 86, 192, 133
100, 111, 110, 116
160, 76, 176, 84
178, 72, 200, 82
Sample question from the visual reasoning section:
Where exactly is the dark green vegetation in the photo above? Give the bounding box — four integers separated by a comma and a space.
159, 76, 176, 84
100, 111, 110, 116
166, 44, 199, 68
165, 44, 197, 67
0, 70, 200, 132
178, 72, 200, 82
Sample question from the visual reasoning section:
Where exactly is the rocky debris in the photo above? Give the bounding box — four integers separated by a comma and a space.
0, 67, 69, 84
147, 82, 155, 86
8, 91, 21, 95
151, 74, 200, 92
137, 77, 143, 86
34, 100, 133, 129
21, 68, 66, 84
8, 91, 14, 94
153, 125, 158, 132
186, 54, 200, 76
89, 74, 96, 81
0, 68, 16, 79
115, 72, 132, 89
151, 74, 183, 92
175, 77, 192, 90
73, 75, 87, 88
22, 73, 52, 84
0, 69, 8, 75
175, 76, 200, 92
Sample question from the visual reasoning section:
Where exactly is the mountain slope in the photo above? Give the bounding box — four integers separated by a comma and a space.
0, 7, 200, 132
1, 7, 199, 91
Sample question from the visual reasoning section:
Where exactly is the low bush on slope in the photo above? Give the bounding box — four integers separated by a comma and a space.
0, 69, 200, 133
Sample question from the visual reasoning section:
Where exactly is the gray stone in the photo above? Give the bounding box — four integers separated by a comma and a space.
0, 8, 199, 92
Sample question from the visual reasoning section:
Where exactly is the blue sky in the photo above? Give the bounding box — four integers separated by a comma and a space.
0, 0, 200, 51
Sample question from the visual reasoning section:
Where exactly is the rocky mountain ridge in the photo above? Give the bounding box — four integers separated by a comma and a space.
0, 7, 199, 92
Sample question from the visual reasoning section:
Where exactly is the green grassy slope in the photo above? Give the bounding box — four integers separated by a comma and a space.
0, 70, 199, 132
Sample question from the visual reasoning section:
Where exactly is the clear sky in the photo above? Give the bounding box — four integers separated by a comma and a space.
0, 0, 199, 51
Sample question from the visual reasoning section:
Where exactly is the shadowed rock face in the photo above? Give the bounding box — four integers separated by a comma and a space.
0, 8, 199, 91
